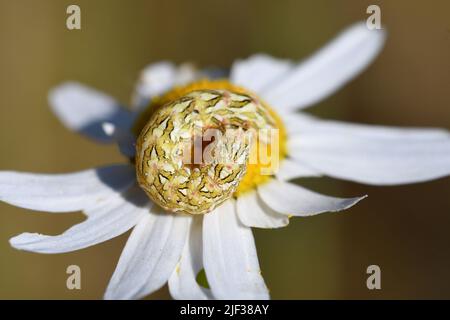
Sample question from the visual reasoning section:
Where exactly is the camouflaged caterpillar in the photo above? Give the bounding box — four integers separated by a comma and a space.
135, 89, 277, 215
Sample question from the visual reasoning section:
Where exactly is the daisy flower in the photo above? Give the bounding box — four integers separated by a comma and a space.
2, 22, 450, 300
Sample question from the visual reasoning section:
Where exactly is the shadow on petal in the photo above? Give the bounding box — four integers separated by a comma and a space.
79, 108, 134, 143
95, 165, 149, 209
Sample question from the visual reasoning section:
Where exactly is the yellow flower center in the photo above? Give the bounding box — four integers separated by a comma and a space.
133, 80, 287, 214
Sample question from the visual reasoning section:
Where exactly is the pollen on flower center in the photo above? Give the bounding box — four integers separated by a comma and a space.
134, 80, 287, 215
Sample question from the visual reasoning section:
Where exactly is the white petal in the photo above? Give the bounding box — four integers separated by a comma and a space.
275, 158, 321, 181
9, 186, 149, 253
203, 200, 269, 300
168, 216, 213, 300
230, 54, 293, 93
236, 191, 289, 229
0, 164, 135, 214
285, 112, 450, 138
280, 111, 317, 135
104, 209, 190, 300
258, 179, 366, 216
288, 116, 450, 185
131, 62, 198, 110
262, 23, 386, 111
49, 82, 133, 142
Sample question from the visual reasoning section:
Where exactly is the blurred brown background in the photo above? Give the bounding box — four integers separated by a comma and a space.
0, 0, 449, 299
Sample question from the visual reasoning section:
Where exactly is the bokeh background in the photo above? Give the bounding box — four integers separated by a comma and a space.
1, 0, 449, 299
